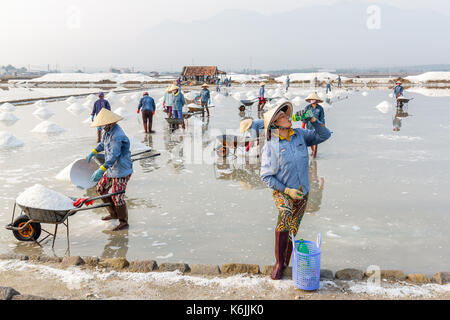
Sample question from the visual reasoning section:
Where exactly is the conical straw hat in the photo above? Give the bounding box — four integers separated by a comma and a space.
260, 82, 266, 86
264, 102, 293, 138
240, 119, 253, 133
166, 85, 173, 92
202, 83, 209, 87
305, 92, 323, 103
90, 108, 124, 128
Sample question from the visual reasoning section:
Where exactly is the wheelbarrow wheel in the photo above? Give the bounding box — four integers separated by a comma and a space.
239, 105, 246, 112
216, 146, 229, 158
12, 215, 41, 242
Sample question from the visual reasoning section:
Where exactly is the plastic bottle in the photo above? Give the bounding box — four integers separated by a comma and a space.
297, 239, 311, 268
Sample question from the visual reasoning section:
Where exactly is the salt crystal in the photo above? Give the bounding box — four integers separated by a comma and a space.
16, 184, 75, 211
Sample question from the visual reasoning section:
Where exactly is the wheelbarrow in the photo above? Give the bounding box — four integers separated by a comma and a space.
238, 97, 280, 112
215, 135, 260, 158
188, 105, 215, 113
5, 191, 125, 249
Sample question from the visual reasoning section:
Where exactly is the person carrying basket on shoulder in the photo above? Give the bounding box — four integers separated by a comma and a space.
260, 102, 331, 280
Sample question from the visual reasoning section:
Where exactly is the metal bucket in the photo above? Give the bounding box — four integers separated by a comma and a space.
69, 158, 100, 190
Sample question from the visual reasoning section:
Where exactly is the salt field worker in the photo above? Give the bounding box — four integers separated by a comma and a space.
91, 91, 111, 143
260, 102, 331, 280
216, 78, 221, 92
326, 78, 333, 94
337, 75, 342, 88
286, 75, 291, 92
137, 92, 156, 134
393, 80, 405, 107
163, 85, 175, 118
172, 85, 186, 130
314, 76, 318, 88
258, 83, 266, 111
200, 83, 211, 118
240, 118, 265, 152
86, 108, 133, 231
303, 93, 326, 158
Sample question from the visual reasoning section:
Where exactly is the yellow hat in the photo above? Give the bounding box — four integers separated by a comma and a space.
202, 83, 209, 88
305, 92, 324, 103
90, 108, 123, 128
240, 119, 253, 133
264, 102, 293, 138
166, 85, 173, 92
260, 82, 266, 86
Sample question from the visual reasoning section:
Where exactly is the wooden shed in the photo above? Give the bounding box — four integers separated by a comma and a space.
181, 66, 226, 84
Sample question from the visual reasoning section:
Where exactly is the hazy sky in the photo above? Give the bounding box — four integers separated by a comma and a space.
0, 0, 448, 71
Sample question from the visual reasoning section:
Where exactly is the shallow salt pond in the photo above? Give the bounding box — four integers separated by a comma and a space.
0, 85, 449, 275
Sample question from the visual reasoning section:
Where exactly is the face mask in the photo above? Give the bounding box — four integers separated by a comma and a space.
103, 124, 113, 132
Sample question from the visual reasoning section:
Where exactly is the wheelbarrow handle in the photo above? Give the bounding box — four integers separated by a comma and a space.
132, 153, 161, 162
74, 191, 126, 208
69, 203, 113, 215
130, 149, 153, 158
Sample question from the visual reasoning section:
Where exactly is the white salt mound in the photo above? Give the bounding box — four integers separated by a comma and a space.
16, 184, 74, 211
31, 121, 66, 134
33, 100, 47, 108
105, 92, 117, 101
0, 103, 16, 112
0, 112, 19, 122
33, 107, 54, 121
375, 101, 393, 114
114, 107, 131, 118
65, 96, 76, 104
67, 102, 87, 116
0, 132, 24, 148
120, 95, 130, 105
291, 96, 303, 106
362, 91, 369, 97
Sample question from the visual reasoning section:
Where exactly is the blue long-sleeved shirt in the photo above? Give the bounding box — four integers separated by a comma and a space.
250, 119, 265, 139
91, 98, 111, 117
260, 122, 331, 194
394, 85, 404, 97
173, 91, 185, 111
259, 87, 265, 98
304, 104, 325, 130
164, 92, 174, 107
138, 96, 156, 112
200, 89, 211, 103
95, 124, 133, 178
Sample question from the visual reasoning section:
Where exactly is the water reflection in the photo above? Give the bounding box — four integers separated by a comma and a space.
393, 107, 409, 132
101, 230, 129, 259
305, 160, 325, 216
214, 161, 265, 190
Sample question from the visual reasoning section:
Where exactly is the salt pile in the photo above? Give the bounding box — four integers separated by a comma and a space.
33, 107, 54, 120
114, 107, 131, 119
375, 101, 393, 114
362, 91, 369, 97
83, 100, 93, 108
0, 132, 24, 148
67, 102, 87, 116
16, 184, 74, 211
246, 92, 257, 100
232, 92, 241, 101
389, 93, 394, 98
0, 112, 19, 122
33, 100, 48, 108
0, 103, 16, 112
31, 121, 66, 134
105, 91, 117, 101
120, 95, 131, 105
65, 96, 76, 104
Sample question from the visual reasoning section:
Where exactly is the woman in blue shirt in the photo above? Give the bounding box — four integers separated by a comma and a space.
86, 108, 133, 231
303, 93, 326, 158
260, 102, 331, 280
